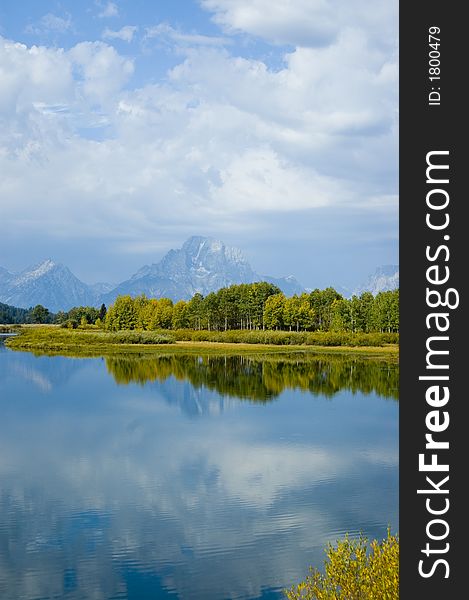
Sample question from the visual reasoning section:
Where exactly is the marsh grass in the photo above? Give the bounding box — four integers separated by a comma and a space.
5, 325, 399, 359
170, 328, 398, 346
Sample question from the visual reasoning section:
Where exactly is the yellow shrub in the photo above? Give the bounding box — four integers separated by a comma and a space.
285, 530, 399, 600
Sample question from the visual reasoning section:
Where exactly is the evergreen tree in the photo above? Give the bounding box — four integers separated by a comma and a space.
99, 303, 107, 320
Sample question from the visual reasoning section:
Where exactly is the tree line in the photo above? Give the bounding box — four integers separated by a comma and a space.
0, 302, 107, 326
0, 284, 399, 333
0, 302, 54, 324
103, 283, 399, 333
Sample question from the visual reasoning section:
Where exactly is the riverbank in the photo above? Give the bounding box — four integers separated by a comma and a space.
4, 325, 399, 358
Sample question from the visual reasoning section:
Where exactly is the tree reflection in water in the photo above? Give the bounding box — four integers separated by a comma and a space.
105, 354, 398, 402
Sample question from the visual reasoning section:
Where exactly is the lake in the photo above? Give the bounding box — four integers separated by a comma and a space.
0, 342, 398, 600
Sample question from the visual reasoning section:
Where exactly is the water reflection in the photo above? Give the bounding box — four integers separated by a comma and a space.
0, 349, 398, 600
106, 354, 399, 402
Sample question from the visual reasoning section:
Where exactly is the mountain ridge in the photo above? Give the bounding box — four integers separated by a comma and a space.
0, 237, 305, 311
0, 238, 399, 312
0, 260, 96, 312
101, 236, 304, 304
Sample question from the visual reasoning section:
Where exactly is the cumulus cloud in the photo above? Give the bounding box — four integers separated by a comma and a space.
0, 28, 396, 244
201, 0, 338, 47
69, 41, 134, 105
201, 0, 397, 49
102, 25, 138, 43
209, 148, 341, 212
0, 0, 397, 280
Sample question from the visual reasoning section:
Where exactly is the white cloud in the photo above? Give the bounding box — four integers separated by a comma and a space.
209, 147, 341, 212
201, 0, 337, 46
102, 25, 138, 43
201, 0, 397, 48
96, 1, 119, 18
145, 22, 230, 47
68, 41, 134, 104
0, 380, 398, 599
0, 1, 397, 266
25, 13, 72, 36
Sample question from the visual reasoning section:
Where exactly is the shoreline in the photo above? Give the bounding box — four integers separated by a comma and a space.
4, 325, 399, 359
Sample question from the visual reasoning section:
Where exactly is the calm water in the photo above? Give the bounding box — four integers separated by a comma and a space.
0, 342, 398, 600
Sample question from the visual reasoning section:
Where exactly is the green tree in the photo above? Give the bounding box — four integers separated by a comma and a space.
98, 284, 398, 334
31, 304, 50, 324
133, 294, 150, 329
99, 303, 107, 320
172, 300, 189, 329
218, 286, 239, 330
249, 282, 282, 330
329, 298, 348, 332
65, 306, 100, 325
237, 284, 253, 330
263, 293, 286, 330
54, 311, 67, 324
309, 288, 344, 331
283, 294, 315, 331
358, 292, 374, 332
149, 298, 173, 329
187, 293, 204, 330
105, 295, 138, 330
371, 290, 399, 333
138, 297, 156, 330
206, 292, 224, 331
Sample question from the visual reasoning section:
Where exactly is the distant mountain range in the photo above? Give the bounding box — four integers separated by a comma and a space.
0, 259, 96, 312
0, 237, 399, 312
0, 237, 304, 312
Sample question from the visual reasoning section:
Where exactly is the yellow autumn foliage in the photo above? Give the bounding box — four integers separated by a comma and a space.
285, 530, 399, 600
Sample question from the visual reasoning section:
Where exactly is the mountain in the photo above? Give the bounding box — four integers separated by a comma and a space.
1, 237, 305, 311
89, 282, 116, 297
102, 236, 304, 304
0, 260, 96, 313
353, 265, 399, 296
0, 267, 14, 287
263, 275, 305, 297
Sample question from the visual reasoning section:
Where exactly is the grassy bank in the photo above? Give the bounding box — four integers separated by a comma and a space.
0, 324, 22, 333
5, 325, 398, 358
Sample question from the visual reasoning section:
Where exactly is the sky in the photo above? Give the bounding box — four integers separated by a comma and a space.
0, 0, 398, 290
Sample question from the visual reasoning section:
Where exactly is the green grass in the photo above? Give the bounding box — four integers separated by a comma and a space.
170, 328, 398, 347
5, 325, 399, 359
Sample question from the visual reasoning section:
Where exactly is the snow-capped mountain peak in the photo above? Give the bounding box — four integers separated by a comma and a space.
101, 236, 304, 304
17, 259, 57, 283
354, 265, 399, 296
1, 237, 306, 311
0, 260, 95, 312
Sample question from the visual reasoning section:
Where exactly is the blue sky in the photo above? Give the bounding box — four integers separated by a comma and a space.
0, 1, 398, 289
